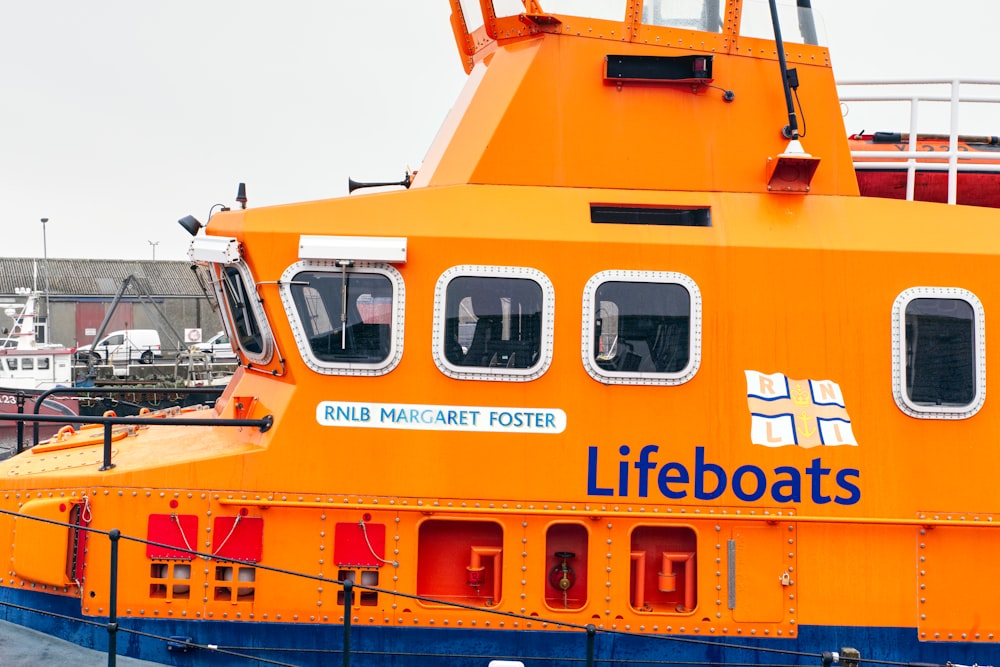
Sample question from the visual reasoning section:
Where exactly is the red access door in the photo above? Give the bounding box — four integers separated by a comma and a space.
74, 302, 134, 347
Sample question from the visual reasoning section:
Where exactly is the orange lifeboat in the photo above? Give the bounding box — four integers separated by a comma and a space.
849, 131, 1000, 208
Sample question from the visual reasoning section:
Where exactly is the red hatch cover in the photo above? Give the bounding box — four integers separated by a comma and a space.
146, 514, 198, 559
335, 522, 385, 567
212, 516, 264, 562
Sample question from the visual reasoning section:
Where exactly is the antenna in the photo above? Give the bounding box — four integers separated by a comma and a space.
768, 0, 798, 139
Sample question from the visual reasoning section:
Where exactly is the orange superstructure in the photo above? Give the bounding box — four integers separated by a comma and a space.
2, 2, 999, 666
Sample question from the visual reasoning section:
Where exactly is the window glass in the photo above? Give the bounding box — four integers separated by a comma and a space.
22, 357, 33, 370
222, 265, 264, 356
904, 298, 975, 406
289, 270, 394, 365
37, 357, 49, 370
738, 0, 823, 45
492, 0, 528, 17
541, 0, 627, 21
6, 358, 15, 370
893, 287, 984, 419
434, 266, 554, 381
444, 276, 543, 370
459, 0, 485, 31
583, 271, 701, 385
594, 281, 690, 373
641, 0, 724, 32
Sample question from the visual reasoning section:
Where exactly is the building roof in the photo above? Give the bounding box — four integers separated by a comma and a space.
0, 258, 209, 299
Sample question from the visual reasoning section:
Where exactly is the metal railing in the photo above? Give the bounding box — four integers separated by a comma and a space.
0, 506, 609, 667
838, 78, 1000, 204
1, 407, 270, 470
0, 410, 962, 667
7, 385, 227, 453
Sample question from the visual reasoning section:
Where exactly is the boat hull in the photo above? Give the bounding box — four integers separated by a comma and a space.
76, 389, 221, 417
0, 387, 78, 438
855, 169, 1000, 208
849, 134, 1000, 207
0, 587, 992, 667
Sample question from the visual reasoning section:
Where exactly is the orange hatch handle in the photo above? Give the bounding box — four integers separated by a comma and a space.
631, 551, 648, 610
466, 546, 503, 605
659, 551, 696, 612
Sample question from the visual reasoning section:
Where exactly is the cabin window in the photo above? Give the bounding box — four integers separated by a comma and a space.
37, 357, 49, 370
582, 270, 701, 385
280, 261, 404, 376
893, 288, 985, 419
219, 263, 274, 366
291, 273, 394, 363
433, 266, 554, 382
458, 0, 485, 33
538, 0, 627, 21
492, 0, 532, 18
641, 0, 724, 32
739, 0, 822, 45
5, 358, 15, 371
21, 357, 33, 371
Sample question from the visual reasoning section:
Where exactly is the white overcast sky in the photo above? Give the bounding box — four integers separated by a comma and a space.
1, 1, 996, 262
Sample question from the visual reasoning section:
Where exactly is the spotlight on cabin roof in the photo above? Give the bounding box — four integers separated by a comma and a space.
178, 215, 203, 237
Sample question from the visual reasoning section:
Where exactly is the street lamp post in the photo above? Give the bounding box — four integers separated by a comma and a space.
40, 217, 49, 343
148, 240, 159, 261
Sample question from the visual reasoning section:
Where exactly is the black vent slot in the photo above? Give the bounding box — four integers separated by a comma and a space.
591, 205, 711, 227
605, 55, 713, 83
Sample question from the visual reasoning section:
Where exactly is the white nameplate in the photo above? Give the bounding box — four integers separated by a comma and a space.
316, 401, 566, 434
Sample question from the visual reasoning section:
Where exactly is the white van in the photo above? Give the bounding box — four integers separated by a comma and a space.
194, 331, 237, 361
76, 329, 163, 364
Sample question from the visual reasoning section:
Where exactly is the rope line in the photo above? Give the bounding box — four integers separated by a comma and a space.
359, 517, 398, 567
210, 511, 240, 556
171, 511, 195, 554
0, 505, 983, 667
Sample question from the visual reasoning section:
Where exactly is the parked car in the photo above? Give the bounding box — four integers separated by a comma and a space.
76, 329, 162, 364
194, 331, 237, 361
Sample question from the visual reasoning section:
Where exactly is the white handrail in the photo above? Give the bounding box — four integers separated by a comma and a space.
837, 79, 1000, 204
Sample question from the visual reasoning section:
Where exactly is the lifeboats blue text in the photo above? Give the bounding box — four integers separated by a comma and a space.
587, 444, 861, 505
316, 400, 566, 434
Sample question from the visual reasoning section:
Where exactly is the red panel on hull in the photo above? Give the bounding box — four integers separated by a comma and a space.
212, 515, 264, 562
146, 514, 198, 560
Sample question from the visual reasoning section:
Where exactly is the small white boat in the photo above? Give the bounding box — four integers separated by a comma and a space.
0, 289, 78, 432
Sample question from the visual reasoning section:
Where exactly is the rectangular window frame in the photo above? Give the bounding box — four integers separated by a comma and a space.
280, 260, 405, 377
433, 265, 554, 382
582, 270, 701, 386
892, 287, 985, 420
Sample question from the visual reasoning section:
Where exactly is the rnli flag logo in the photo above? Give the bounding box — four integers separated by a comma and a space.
745, 370, 857, 448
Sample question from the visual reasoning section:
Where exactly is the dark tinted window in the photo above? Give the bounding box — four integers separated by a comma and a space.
593, 281, 690, 373
222, 266, 264, 355
905, 298, 975, 406
289, 270, 393, 364
444, 276, 543, 369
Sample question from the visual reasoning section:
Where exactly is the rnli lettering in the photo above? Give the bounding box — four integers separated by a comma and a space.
587, 444, 861, 506
316, 401, 566, 434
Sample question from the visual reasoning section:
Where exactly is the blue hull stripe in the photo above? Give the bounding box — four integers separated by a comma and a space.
1, 588, 996, 666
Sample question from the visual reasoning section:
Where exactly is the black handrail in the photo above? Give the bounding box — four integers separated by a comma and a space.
1, 408, 271, 469
27, 385, 226, 450
0, 507, 606, 666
